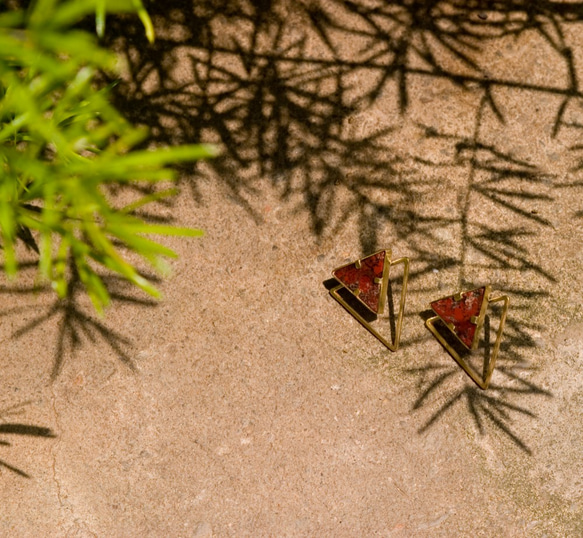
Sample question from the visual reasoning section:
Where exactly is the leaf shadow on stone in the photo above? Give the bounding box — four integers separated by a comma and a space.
100, 0, 583, 447
0, 259, 159, 379
102, 0, 581, 262
406, 361, 549, 454
0, 401, 55, 478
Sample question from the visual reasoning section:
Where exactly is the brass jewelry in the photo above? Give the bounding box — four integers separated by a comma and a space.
425, 285, 509, 389
330, 249, 409, 351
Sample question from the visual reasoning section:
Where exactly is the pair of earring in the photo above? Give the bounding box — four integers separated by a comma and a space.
329, 249, 509, 390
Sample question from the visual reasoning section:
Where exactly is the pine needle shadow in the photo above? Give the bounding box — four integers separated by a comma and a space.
98, 0, 583, 273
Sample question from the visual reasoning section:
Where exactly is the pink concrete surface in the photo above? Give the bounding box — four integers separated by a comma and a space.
1, 2, 582, 536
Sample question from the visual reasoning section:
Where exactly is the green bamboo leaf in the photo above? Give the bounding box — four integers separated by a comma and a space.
99, 125, 149, 156
38, 31, 116, 71
81, 216, 158, 295
120, 188, 179, 214
39, 231, 53, 280
0, 0, 215, 312
27, 0, 60, 27
135, 4, 155, 43
53, 237, 70, 297
40, 0, 139, 29
116, 144, 220, 166
38, 185, 59, 280
0, 112, 30, 145
76, 257, 109, 312
90, 248, 161, 298
107, 224, 178, 258
96, 0, 106, 38
0, 207, 17, 276
0, 10, 26, 28
121, 223, 204, 237
70, 144, 219, 178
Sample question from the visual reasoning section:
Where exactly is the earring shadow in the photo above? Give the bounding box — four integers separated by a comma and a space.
324, 278, 377, 323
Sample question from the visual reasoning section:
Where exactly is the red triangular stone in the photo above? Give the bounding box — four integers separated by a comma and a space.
430, 287, 486, 348
333, 251, 386, 313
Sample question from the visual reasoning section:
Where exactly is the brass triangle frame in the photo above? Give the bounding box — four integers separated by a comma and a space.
425, 289, 509, 389
330, 250, 410, 352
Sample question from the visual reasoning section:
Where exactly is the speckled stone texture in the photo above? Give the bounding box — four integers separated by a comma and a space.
2, 1, 583, 537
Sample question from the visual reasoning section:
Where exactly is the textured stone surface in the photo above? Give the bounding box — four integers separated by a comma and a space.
332, 251, 386, 313
430, 287, 486, 348
2, 2, 583, 536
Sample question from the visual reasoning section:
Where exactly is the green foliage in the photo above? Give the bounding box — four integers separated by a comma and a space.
0, 0, 216, 312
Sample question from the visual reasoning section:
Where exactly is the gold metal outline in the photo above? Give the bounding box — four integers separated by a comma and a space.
425, 290, 509, 389
330, 250, 410, 351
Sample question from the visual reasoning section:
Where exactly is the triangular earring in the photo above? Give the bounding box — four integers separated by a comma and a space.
330, 249, 409, 351
426, 286, 509, 389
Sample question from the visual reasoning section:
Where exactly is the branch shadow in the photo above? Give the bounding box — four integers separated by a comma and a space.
406, 361, 550, 454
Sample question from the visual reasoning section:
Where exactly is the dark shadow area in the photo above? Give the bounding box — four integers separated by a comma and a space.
331, 284, 379, 323
0, 401, 56, 478
0, 259, 159, 378
95, 0, 583, 448
428, 311, 501, 384
426, 315, 473, 361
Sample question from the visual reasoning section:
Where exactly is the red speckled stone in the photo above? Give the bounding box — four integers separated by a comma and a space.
430, 287, 486, 348
333, 251, 386, 313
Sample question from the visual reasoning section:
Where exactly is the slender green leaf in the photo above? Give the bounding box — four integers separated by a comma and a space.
0, 0, 214, 311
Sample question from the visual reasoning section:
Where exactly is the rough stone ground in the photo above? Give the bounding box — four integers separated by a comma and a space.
1, 1, 583, 536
